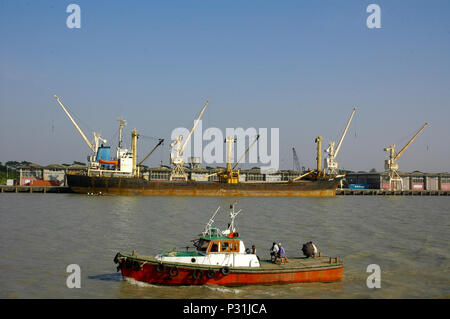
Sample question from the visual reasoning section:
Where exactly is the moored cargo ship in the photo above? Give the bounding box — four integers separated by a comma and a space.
55, 95, 344, 197
67, 173, 342, 197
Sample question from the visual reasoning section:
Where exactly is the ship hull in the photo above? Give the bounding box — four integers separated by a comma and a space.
67, 174, 341, 197
116, 254, 343, 286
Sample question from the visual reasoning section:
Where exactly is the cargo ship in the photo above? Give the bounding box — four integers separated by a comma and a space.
114, 204, 344, 285
55, 95, 344, 197
67, 173, 341, 197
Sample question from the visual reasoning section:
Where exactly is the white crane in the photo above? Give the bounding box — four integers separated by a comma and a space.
384, 122, 428, 190
53, 95, 107, 167
324, 107, 356, 175
170, 99, 209, 180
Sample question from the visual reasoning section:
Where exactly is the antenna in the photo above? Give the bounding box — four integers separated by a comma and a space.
228, 202, 241, 233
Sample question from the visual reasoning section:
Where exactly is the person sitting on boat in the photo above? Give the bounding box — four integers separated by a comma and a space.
251, 245, 256, 254
276, 243, 288, 264
270, 242, 279, 262
245, 248, 251, 254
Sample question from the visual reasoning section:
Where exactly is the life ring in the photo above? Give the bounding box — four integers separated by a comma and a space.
169, 266, 179, 278
220, 266, 230, 276
227, 232, 239, 238
206, 269, 216, 279
156, 263, 165, 273
192, 269, 203, 280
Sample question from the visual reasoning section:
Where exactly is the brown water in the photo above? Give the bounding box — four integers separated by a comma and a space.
0, 194, 449, 298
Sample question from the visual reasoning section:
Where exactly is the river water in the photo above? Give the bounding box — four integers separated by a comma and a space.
0, 194, 448, 299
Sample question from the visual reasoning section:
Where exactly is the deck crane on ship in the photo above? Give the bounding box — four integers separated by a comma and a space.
384, 122, 429, 190
53, 95, 107, 169
324, 107, 356, 175
170, 99, 209, 181
197, 134, 260, 183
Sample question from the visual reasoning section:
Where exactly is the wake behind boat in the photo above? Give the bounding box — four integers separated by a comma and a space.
113, 204, 344, 286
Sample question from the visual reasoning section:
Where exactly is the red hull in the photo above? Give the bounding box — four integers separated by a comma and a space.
120, 262, 343, 286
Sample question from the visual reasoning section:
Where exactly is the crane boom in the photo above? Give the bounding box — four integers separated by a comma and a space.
334, 107, 356, 158
232, 135, 260, 170
179, 99, 209, 156
292, 147, 301, 171
54, 95, 95, 152
292, 170, 314, 182
394, 122, 428, 161
138, 139, 164, 166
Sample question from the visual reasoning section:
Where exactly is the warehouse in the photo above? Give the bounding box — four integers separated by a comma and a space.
344, 171, 450, 191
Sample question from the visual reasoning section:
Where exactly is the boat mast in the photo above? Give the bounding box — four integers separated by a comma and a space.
315, 136, 322, 177
118, 118, 126, 149
132, 128, 138, 177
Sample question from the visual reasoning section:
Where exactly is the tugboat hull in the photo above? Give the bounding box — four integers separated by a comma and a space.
115, 254, 344, 286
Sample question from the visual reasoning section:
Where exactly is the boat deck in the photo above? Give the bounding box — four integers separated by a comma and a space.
258, 256, 342, 271
122, 253, 342, 272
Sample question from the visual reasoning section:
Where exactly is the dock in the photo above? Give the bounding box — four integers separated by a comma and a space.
336, 188, 450, 196
0, 185, 71, 193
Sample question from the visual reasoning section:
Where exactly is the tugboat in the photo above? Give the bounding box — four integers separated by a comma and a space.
113, 204, 344, 286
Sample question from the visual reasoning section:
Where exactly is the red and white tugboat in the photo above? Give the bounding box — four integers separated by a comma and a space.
114, 204, 343, 285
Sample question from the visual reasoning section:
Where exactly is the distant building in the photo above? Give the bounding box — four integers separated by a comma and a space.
19, 163, 87, 186
19, 163, 44, 186
344, 171, 450, 191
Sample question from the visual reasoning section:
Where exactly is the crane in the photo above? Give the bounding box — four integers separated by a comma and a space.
292, 147, 301, 172
384, 122, 429, 190
196, 135, 260, 183
324, 107, 356, 175
170, 99, 209, 180
293, 136, 325, 181
53, 95, 107, 166
219, 134, 260, 184
138, 138, 164, 167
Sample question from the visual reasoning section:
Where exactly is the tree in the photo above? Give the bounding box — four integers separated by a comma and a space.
5, 161, 20, 169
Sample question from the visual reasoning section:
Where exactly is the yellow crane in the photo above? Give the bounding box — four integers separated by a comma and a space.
384, 122, 429, 190
292, 136, 322, 182
196, 135, 260, 183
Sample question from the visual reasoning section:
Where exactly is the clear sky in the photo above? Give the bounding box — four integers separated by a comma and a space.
1, 0, 449, 172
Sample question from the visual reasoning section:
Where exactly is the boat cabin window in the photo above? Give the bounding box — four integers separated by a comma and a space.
220, 240, 239, 253
221, 242, 230, 252
194, 239, 211, 252
210, 242, 219, 252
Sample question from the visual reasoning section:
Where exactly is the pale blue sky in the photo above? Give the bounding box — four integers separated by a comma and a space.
1, 0, 449, 172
